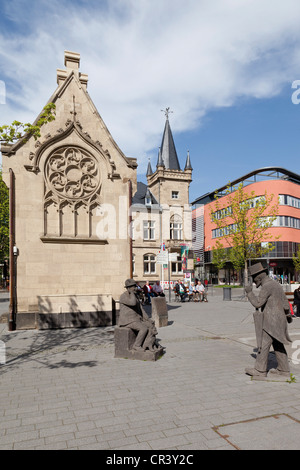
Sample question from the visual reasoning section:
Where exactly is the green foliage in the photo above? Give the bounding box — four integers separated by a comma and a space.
0, 103, 56, 275
0, 103, 56, 143
288, 374, 297, 383
292, 246, 300, 272
0, 168, 9, 263
211, 240, 227, 271
229, 245, 246, 272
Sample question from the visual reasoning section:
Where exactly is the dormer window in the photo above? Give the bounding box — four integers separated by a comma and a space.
145, 188, 152, 206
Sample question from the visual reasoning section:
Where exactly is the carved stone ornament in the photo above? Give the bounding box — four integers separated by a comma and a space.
25, 119, 121, 178
44, 146, 101, 203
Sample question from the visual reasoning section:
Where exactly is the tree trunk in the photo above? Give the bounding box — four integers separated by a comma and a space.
244, 259, 248, 285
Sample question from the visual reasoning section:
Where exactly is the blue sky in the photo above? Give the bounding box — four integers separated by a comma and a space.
1, 0, 300, 203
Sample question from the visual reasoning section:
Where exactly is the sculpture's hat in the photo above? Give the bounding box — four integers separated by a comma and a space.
249, 262, 268, 277
124, 279, 137, 288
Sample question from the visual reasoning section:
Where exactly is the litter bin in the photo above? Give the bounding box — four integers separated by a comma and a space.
223, 287, 232, 301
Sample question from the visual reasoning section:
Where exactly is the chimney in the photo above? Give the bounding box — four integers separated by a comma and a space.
64, 50, 80, 70
57, 51, 88, 89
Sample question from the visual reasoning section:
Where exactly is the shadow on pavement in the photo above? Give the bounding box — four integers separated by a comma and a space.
0, 326, 115, 375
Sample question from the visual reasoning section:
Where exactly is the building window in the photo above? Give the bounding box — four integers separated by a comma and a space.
260, 241, 300, 258
170, 215, 183, 240
279, 194, 300, 209
144, 254, 156, 274
143, 221, 155, 240
212, 223, 237, 239
171, 261, 183, 274
132, 254, 135, 275
172, 191, 179, 199
272, 216, 300, 229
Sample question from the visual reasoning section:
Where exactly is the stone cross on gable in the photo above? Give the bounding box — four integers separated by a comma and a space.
70, 95, 77, 121
161, 107, 173, 120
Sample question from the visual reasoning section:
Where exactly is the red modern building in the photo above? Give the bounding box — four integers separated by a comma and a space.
192, 167, 300, 283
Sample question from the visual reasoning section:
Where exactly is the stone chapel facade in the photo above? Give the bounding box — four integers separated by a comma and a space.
2, 51, 193, 330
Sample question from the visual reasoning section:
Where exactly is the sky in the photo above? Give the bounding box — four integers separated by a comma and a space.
1, 0, 300, 203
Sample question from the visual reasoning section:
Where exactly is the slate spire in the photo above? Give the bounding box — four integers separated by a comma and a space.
159, 109, 181, 171
146, 158, 153, 176
156, 147, 164, 168
184, 150, 192, 170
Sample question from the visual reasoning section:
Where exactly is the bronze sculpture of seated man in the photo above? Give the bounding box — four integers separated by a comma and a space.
118, 279, 163, 352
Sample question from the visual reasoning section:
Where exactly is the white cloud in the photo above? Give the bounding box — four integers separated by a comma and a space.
1, 0, 300, 173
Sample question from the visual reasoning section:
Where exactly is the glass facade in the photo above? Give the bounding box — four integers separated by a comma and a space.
204, 241, 299, 263
260, 241, 299, 259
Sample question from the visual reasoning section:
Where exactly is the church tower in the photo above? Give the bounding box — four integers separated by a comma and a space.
146, 108, 192, 208
130, 108, 193, 286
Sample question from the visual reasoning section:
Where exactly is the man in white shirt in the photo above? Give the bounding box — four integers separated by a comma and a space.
152, 281, 165, 297
197, 282, 208, 302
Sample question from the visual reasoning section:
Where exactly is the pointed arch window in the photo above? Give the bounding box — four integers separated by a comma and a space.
42, 145, 103, 243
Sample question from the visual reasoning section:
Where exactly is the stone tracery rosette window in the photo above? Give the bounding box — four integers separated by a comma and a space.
45, 146, 101, 202
43, 145, 102, 241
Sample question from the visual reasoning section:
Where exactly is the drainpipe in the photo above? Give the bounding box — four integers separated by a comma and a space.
128, 180, 133, 278
8, 168, 16, 331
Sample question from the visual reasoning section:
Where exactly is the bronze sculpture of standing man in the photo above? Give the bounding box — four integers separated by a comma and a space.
245, 262, 292, 378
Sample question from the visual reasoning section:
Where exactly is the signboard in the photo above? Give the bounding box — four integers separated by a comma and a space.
157, 251, 179, 264
156, 251, 169, 264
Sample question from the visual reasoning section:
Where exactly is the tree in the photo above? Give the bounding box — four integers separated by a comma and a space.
211, 240, 227, 283
0, 103, 56, 144
210, 182, 279, 284
0, 104, 56, 278
293, 246, 300, 279
0, 168, 9, 264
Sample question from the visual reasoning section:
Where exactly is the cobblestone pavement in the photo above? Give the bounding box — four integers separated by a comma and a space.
1, 288, 300, 451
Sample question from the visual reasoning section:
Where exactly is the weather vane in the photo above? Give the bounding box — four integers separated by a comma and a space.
161, 107, 173, 120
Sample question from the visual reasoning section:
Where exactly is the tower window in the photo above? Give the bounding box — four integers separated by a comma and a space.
170, 214, 183, 240
172, 191, 179, 199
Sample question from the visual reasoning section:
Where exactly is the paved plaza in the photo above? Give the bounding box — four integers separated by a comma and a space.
1, 286, 300, 451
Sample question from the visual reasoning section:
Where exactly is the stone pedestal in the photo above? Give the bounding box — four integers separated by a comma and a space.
114, 326, 163, 361
151, 297, 168, 328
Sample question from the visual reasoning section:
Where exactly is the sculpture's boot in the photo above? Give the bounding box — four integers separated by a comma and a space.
132, 345, 145, 351
245, 367, 267, 377
268, 368, 290, 377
